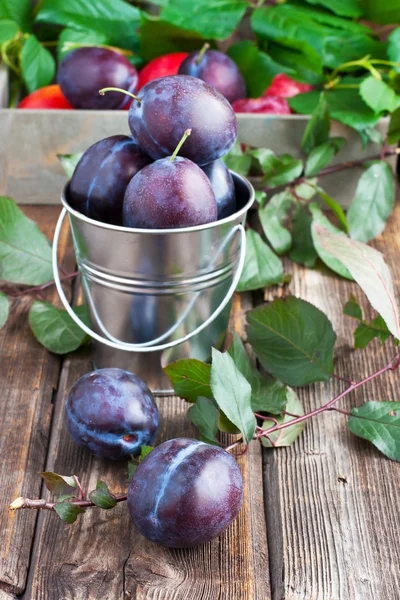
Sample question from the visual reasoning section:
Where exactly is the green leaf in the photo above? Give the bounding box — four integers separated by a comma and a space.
0, 0, 32, 31
211, 348, 256, 444
289, 205, 318, 268
29, 302, 89, 354
388, 106, 400, 145
40, 472, 77, 495
237, 229, 283, 293
255, 191, 267, 207
228, 332, 288, 414
360, 76, 400, 114
0, 292, 9, 329
160, 0, 247, 40
217, 410, 240, 434
227, 41, 286, 97
54, 502, 85, 524
36, 0, 141, 49
88, 481, 117, 509
251, 149, 303, 187
140, 445, 153, 460
187, 397, 219, 444
0, 19, 18, 43
247, 296, 336, 387
312, 225, 400, 340
323, 35, 386, 70
388, 28, 400, 69
343, 295, 363, 320
310, 203, 353, 279
290, 90, 379, 132
354, 318, 392, 349
21, 34, 55, 93
304, 138, 345, 177
139, 13, 204, 62
301, 93, 330, 154
348, 401, 400, 461
222, 140, 252, 177
303, 0, 362, 17
57, 153, 83, 179
316, 187, 348, 232
57, 27, 109, 61
361, 0, 400, 25
261, 388, 304, 448
347, 162, 395, 244
163, 359, 212, 401
343, 297, 394, 348
0, 196, 53, 285
268, 40, 323, 85
258, 191, 293, 255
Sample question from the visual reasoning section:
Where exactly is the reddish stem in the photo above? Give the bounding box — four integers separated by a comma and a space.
3, 271, 78, 298
10, 494, 128, 511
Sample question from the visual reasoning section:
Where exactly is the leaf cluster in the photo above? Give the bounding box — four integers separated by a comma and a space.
223, 94, 398, 294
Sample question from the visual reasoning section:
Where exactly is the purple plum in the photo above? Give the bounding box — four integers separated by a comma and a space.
65, 368, 159, 460
128, 438, 243, 547
202, 159, 236, 219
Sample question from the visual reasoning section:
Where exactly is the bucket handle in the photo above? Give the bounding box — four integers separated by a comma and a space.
52, 207, 247, 353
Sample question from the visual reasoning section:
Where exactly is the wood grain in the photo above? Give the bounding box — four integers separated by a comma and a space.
24, 291, 270, 600
0, 206, 72, 595
263, 204, 400, 600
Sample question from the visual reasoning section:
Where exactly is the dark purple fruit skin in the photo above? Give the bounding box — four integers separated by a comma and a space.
123, 156, 217, 229
68, 135, 151, 225
65, 368, 159, 460
202, 159, 236, 219
127, 438, 243, 547
58, 47, 138, 109
179, 50, 246, 104
128, 75, 237, 166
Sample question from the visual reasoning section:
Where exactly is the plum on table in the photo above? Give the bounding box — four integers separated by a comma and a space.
65, 368, 159, 460
178, 44, 246, 104
128, 438, 244, 547
58, 47, 138, 110
68, 135, 151, 225
123, 129, 217, 229
201, 159, 236, 219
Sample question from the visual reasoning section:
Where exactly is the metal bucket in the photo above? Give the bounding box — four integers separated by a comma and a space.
53, 172, 254, 392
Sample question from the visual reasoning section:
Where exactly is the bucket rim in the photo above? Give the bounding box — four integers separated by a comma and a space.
60, 171, 255, 235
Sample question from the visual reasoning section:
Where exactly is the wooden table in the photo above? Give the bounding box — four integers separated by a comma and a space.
1, 205, 400, 600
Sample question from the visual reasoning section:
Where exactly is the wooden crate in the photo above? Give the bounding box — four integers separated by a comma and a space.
0, 68, 394, 207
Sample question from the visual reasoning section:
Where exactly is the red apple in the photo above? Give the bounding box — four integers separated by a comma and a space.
264, 74, 313, 99
18, 85, 73, 109
138, 52, 189, 89
232, 96, 291, 114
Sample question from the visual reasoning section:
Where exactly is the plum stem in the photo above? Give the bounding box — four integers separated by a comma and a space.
170, 129, 192, 162
9, 494, 128, 512
98, 87, 141, 104
196, 42, 210, 65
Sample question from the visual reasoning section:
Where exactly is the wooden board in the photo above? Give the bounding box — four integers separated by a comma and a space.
23, 291, 270, 600
263, 203, 400, 600
0, 207, 73, 595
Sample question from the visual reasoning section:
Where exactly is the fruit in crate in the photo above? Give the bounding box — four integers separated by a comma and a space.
232, 96, 291, 114
68, 135, 151, 225
178, 45, 246, 104
202, 159, 236, 219
123, 129, 217, 229
264, 73, 313, 99
18, 85, 73, 109
126, 75, 237, 165
58, 47, 138, 110
127, 438, 243, 547
65, 368, 159, 460
138, 52, 189, 89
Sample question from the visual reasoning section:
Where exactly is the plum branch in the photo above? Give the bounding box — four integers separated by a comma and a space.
10, 494, 128, 512
228, 351, 400, 453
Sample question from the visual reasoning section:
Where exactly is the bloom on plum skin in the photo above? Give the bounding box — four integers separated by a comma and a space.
128, 438, 244, 548
65, 368, 159, 461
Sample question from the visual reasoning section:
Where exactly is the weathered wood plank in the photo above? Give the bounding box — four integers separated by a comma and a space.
0, 206, 72, 595
24, 291, 270, 600
263, 203, 400, 600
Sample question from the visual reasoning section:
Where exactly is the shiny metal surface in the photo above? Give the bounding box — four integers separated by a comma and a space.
56, 173, 254, 390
